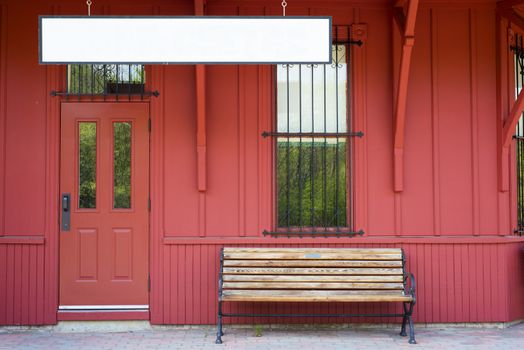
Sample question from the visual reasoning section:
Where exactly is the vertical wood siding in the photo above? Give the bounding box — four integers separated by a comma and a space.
0, 244, 46, 325
508, 242, 524, 321
0, 0, 523, 326
154, 241, 520, 324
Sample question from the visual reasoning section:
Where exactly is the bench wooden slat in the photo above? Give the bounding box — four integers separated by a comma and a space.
223, 274, 404, 283
223, 267, 404, 275
223, 248, 401, 254
223, 252, 402, 260
223, 282, 405, 290
223, 259, 403, 268
221, 290, 413, 302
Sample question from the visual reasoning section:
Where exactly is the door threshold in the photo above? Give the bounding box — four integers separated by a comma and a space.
57, 308, 149, 321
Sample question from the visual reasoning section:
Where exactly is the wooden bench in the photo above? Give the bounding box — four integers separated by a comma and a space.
215, 247, 416, 344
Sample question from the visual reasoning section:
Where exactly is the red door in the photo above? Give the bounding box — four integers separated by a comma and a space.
59, 103, 149, 308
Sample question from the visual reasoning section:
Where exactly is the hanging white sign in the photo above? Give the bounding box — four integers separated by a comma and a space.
39, 16, 332, 64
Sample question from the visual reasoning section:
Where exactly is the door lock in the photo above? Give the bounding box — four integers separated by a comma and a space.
61, 193, 71, 231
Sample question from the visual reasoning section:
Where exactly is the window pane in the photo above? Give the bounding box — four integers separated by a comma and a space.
113, 122, 132, 209
277, 138, 347, 228
79, 122, 97, 209
277, 45, 347, 133
67, 64, 145, 94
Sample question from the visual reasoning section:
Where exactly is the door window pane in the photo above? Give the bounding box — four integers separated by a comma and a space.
113, 122, 132, 209
79, 122, 97, 209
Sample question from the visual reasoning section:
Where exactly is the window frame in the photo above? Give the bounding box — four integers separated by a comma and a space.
267, 40, 360, 237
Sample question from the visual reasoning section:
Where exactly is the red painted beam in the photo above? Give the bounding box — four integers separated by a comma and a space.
497, 18, 524, 192
0, 236, 45, 245
497, 0, 524, 10
393, 0, 418, 192
500, 87, 524, 192
195, 0, 207, 192
498, 8, 524, 32
196, 66, 206, 192
502, 87, 524, 150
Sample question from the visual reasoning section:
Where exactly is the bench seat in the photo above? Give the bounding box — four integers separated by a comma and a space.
222, 290, 414, 302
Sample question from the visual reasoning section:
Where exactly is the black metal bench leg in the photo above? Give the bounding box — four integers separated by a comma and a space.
400, 303, 408, 337
400, 316, 408, 336
407, 302, 416, 344
408, 314, 416, 344
215, 302, 223, 344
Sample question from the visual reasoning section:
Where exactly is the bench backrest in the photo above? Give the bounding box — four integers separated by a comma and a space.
220, 247, 407, 299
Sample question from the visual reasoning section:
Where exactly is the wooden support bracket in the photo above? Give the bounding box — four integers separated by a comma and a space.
497, 1, 524, 191
499, 8, 524, 32
502, 85, 524, 151
393, 0, 419, 192
195, 0, 207, 192
500, 84, 524, 191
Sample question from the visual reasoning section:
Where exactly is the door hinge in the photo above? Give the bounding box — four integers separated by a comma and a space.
148, 275, 151, 292
148, 118, 151, 132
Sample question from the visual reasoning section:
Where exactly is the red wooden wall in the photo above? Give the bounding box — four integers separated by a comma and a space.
0, 0, 523, 325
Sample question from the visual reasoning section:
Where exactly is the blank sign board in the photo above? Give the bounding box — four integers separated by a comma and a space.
39, 16, 332, 64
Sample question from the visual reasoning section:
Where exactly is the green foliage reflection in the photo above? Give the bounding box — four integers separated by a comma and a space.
277, 139, 347, 228
79, 122, 97, 209
113, 122, 132, 209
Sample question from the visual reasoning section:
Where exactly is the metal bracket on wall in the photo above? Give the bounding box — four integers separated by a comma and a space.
350, 24, 368, 45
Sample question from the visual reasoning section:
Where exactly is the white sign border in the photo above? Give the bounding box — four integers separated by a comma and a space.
39, 16, 333, 65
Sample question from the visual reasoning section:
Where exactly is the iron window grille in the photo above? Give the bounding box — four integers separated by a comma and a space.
263, 34, 364, 238
52, 64, 158, 100
513, 33, 524, 236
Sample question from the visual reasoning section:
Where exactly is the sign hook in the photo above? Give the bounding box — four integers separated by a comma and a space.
281, 0, 287, 16
86, 0, 92, 16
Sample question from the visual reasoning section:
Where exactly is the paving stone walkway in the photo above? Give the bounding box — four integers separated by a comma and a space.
1, 322, 523, 350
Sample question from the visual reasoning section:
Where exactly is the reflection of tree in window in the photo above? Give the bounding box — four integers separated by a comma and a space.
113, 122, 132, 209
277, 140, 346, 227
79, 122, 97, 209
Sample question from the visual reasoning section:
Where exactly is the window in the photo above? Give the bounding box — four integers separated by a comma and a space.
513, 33, 524, 235
66, 64, 146, 96
265, 43, 361, 237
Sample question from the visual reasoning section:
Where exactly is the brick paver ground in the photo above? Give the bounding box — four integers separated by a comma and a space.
1, 323, 523, 350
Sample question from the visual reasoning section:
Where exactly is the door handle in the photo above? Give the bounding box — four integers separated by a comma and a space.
62, 193, 71, 231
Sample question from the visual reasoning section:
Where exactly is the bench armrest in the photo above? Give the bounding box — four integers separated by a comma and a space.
404, 272, 416, 305
218, 248, 224, 301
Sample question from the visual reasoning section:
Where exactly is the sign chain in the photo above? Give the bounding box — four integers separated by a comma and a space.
86, 0, 92, 16
281, 0, 287, 16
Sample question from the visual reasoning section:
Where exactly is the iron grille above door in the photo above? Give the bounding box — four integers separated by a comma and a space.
52, 64, 158, 100
263, 41, 363, 238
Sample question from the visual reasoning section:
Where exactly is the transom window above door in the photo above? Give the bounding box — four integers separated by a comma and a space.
67, 64, 145, 96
